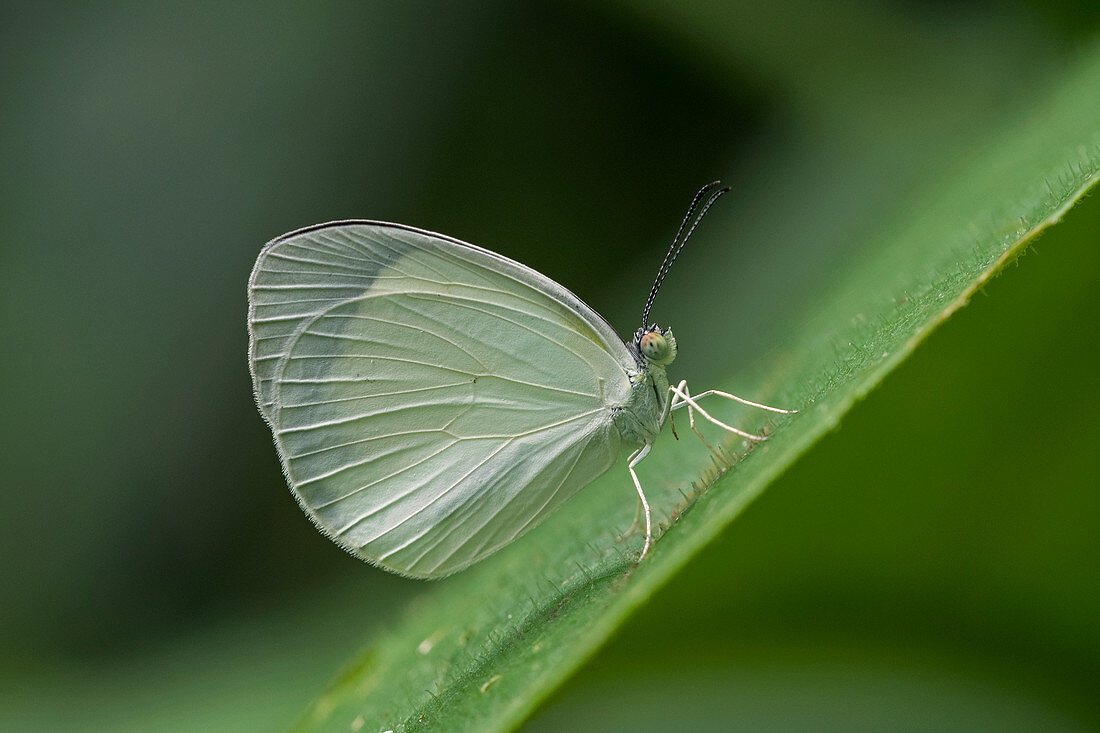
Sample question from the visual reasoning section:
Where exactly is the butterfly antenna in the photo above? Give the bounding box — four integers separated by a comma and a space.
653, 181, 721, 291
640, 181, 730, 328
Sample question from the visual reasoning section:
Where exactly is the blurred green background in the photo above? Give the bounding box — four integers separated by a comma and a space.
1, 2, 1097, 730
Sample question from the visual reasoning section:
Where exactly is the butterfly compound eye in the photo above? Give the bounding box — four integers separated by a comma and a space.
639, 331, 670, 363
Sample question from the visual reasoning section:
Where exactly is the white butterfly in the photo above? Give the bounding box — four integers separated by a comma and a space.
248, 182, 792, 578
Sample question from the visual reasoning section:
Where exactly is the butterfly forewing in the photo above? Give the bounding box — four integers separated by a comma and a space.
248, 222, 635, 577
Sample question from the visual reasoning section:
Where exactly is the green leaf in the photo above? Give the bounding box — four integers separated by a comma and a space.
294, 38, 1100, 733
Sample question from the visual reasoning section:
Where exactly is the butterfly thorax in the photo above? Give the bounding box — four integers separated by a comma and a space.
612, 326, 677, 448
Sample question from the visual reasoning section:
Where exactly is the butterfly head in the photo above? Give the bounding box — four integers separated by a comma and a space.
635, 325, 677, 366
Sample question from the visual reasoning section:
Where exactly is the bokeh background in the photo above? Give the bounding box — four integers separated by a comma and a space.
1, 2, 1098, 730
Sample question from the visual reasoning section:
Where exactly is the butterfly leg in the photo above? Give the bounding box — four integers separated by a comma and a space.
627, 494, 645, 534
669, 380, 732, 467
669, 381, 769, 441
678, 385, 796, 415
627, 444, 654, 562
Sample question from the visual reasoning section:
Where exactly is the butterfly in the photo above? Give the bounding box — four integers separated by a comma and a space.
248, 182, 793, 578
